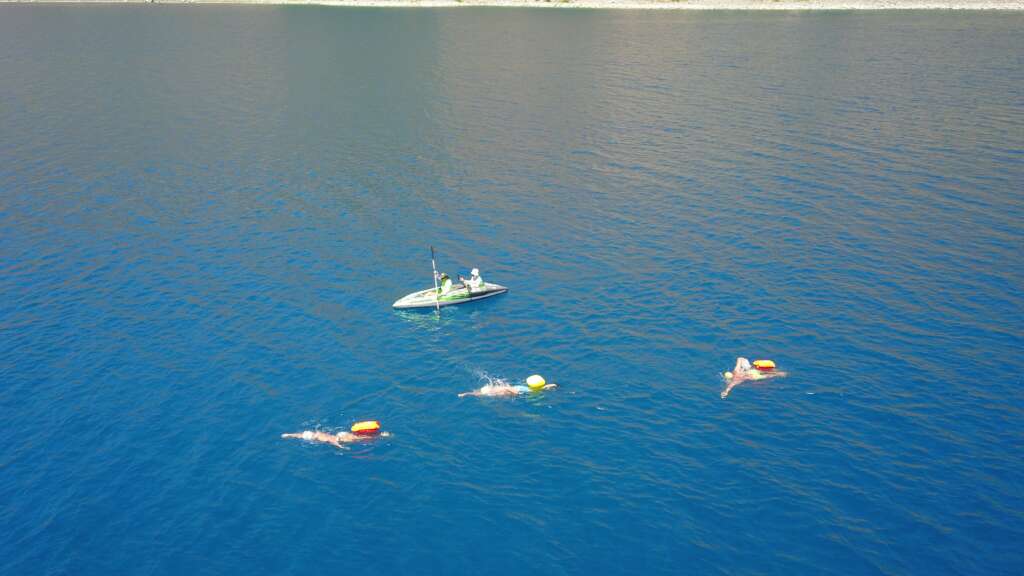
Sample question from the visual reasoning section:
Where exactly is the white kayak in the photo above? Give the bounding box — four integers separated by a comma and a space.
392, 282, 508, 309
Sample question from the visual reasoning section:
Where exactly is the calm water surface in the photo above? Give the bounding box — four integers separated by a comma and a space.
1, 6, 1022, 575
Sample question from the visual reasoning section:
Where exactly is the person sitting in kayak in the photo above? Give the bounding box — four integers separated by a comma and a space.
281, 428, 390, 447
721, 357, 788, 399
436, 272, 454, 295
459, 268, 485, 293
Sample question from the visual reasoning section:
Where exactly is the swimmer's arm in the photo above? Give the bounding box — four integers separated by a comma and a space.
281, 432, 303, 439
458, 391, 480, 398
721, 380, 739, 399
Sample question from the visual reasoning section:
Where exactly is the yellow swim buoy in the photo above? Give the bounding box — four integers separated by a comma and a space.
351, 420, 381, 435
753, 360, 776, 371
526, 374, 546, 391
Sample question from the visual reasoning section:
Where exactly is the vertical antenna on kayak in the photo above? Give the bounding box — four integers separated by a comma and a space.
430, 246, 441, 313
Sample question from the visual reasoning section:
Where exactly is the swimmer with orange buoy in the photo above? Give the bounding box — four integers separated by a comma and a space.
281, 420, 390, 448
721, 358, 787, 399
458, 374, 558, 398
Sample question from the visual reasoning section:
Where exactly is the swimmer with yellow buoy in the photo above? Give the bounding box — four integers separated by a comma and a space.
282, 420, 390, 448
458, 374, 558, 398
721, 358, 787, 399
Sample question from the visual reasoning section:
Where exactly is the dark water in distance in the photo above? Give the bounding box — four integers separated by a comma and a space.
2, 6, 1023, 575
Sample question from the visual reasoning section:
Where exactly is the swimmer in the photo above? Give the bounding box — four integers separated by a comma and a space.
281, 428, 390, 447
458, 379, 557, 398
721, 357, 787, 399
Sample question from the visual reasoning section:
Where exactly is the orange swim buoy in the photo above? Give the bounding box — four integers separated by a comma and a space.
753, 360, 776, 371
351, 420, 381, 435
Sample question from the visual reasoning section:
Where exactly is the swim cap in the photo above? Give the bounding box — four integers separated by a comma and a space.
526, 374, 546, 390
471, 268, 479, 276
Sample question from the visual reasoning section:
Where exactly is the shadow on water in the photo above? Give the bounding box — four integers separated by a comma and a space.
393, 309, 453, 331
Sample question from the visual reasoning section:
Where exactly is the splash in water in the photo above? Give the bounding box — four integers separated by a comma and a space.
477, 374, 515, 394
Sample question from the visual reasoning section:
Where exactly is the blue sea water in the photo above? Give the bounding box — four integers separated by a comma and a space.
1, 6, 1023, 575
